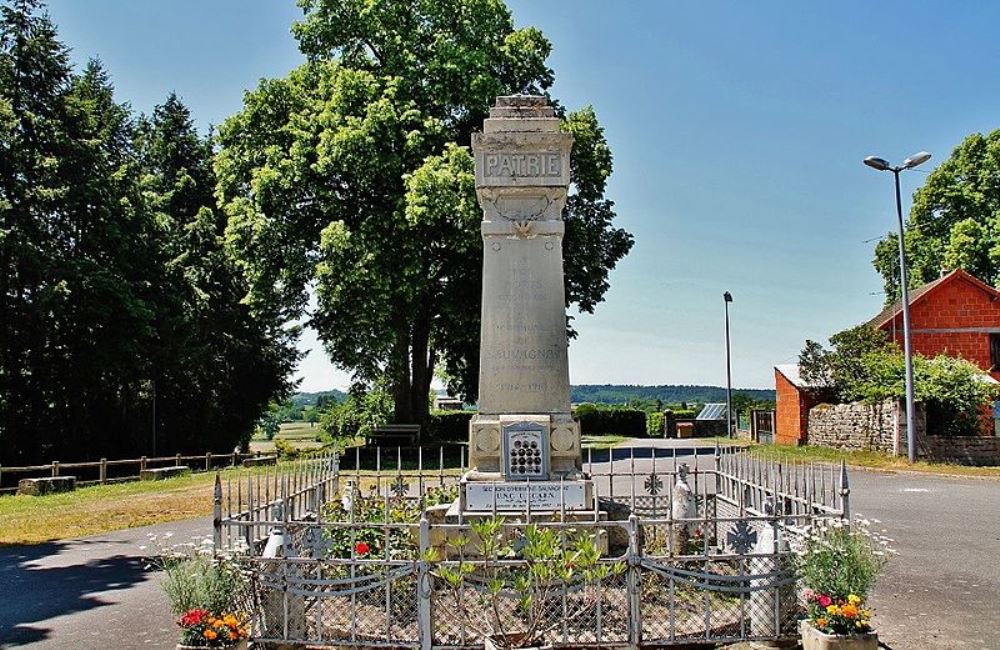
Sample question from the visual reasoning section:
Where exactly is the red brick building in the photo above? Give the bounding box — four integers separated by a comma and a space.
867, 269, 1000, 381
775, 269, 1000, 445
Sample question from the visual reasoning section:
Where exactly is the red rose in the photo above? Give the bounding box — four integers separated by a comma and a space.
818, 595, 832, 608
355, 541, 371, 555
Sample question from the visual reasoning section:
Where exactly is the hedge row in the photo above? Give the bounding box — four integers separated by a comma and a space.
575, 408, 648, 437
424, 410, 474, 442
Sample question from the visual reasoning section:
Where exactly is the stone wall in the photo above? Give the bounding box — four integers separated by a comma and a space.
917, 435, 1000, 466
806, 398, 1000, 465
807, 399, 925, 455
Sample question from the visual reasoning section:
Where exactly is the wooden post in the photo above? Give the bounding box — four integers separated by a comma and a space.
52, 461, 59, 477
175, 453, 182, 467
206, 452, 211, 471
99, 458, 107, 484
140, 456, 147, 472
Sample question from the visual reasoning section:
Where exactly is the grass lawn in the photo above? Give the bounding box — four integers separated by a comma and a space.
581, 434, 629, 449
750, 443, 1000, 478
0, 470, 237, 545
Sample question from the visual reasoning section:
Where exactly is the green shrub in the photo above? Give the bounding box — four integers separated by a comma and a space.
321, 388, 392, 440
574, 407, 646, 437
646, 412, 664, 436
425, 410, 473, 442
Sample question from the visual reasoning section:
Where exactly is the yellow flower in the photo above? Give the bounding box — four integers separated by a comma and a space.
848, 594, 862, 605
815, 617, 828, 628
223, 614, 239, 627
826, 604, 840, 615
856, 620, 865, 628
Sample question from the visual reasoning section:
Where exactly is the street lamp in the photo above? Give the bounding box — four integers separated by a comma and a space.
723, 291, 734, 438
863, 151, 932, 463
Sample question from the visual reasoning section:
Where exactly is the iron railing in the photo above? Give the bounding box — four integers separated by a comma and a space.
215, 445, 849, 649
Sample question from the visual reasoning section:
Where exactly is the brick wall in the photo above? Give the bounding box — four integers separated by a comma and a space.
881, 273, 1000, 381
774, 369, 819, 445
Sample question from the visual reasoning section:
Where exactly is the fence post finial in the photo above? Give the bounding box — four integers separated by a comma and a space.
839, 459, 851, 520
212, 472, 223, 552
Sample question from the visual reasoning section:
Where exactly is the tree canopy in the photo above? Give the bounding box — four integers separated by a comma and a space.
217, 0, 633, 425
0, 0, 295, 464
799, 326, 996, 436
874, 129, 1000, 301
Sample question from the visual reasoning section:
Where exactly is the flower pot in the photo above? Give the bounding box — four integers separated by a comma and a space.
176, 642, 247, 650
800, 620, 877, 650
484, 633, 550, 650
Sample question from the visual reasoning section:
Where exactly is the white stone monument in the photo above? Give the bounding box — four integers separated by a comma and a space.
462, 95, 592, 513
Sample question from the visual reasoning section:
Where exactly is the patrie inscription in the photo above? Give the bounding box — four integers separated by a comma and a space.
483, 152, 561, 179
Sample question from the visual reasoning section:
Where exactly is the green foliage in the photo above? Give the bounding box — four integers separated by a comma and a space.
158, 548, 246, 616
425, 410, 474, 442
571, 385, 774, 405
646, 411, 665, 437
800, 326, 997, 435
216, 0, 633, 425
573, 405, 647, 437
873, 129, 1000, 300
794, 519, 891, 603
257, 409, 281, 441
433, 516, 624, 647
0, 1, 294, 464
320, 387, 393, 440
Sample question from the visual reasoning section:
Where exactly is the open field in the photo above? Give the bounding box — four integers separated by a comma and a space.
750, 442, 1000, 477
580, 434, 628, 449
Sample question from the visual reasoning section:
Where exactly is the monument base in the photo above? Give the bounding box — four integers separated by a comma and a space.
460, 478, 594, 512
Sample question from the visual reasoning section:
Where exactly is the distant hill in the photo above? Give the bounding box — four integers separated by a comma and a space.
291, 389, 346, 407
570, 384, 774, 405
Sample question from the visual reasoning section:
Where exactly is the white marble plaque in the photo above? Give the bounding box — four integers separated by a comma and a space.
464, 481, 590, 511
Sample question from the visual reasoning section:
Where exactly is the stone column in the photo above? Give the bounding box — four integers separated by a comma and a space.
467, 95, 582, 479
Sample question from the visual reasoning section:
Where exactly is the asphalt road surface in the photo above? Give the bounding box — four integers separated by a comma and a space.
1, 446, 996, 649
0, 517, 210, 648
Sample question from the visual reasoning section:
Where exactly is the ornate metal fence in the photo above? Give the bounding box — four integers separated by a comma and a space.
215, 445, 850, 649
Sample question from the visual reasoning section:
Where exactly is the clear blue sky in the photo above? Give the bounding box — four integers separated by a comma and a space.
45, 0, 1000, 391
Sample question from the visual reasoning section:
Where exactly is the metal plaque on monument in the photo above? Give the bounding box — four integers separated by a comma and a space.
461, 95, 593, 513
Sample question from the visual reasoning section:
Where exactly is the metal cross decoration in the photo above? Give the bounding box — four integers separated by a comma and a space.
299, 525, 330, 559
726, 520, 758, 554
644, 472, 664, 495
390, 475, 409, 498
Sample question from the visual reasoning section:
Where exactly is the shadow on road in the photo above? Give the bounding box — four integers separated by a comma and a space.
0, 540, 151, 646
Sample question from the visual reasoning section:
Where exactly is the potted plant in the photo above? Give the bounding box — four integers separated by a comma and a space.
147, 534, 251, 649
793, 517, 895, 650
432, 517, 624, 650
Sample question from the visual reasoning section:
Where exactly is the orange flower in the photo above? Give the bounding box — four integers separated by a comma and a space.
841, 603, 859, 618
223, 614, 239, 627
203, 629, 218, 640
816, 617, 828, 628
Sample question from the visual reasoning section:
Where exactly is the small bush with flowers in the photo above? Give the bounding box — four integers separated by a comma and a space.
144, 533, 252, 647
791, 516, 895, 636
177, 609, 249, 647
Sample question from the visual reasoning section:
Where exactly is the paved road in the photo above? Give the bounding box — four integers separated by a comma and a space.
0, 517, 210, 649
1, 445, 996, 649
849, 470, 1000, 650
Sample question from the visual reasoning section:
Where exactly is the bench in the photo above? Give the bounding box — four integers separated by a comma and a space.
243, 455, 278, 468
367, 424, 421, 447
139, 465, 191, 481
17, 476, 76, 496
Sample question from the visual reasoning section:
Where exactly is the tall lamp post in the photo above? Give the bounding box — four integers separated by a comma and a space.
723, 291, 734, 438
863, 151, 932, 463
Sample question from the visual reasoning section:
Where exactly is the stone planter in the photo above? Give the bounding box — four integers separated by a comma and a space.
800, 620, 877, 650
484, 633, 550, 650
176, 642, 247, 650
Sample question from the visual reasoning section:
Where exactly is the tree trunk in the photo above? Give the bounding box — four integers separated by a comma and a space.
390, 316, 412, 424
409, 313, 433, 426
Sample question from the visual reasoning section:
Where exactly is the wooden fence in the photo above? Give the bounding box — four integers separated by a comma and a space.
0, 450, 268, 494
